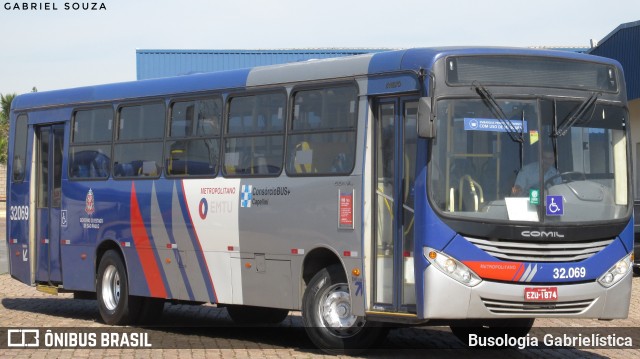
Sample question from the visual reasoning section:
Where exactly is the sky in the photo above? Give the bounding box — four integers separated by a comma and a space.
0, 0, 638, 96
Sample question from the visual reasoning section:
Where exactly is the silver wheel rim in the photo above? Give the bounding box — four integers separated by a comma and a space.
318, 283, 365, 337
101, 264, 121, 311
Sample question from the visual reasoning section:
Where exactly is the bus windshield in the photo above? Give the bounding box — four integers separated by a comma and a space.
429, 97, 629, 224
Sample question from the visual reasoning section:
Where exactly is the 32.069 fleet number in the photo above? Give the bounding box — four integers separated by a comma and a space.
10, 205, 29, 221
553, 267, 586, 279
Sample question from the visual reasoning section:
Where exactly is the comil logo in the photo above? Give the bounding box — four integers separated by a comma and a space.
8, 329, 39, 347
521, 231, 565, 238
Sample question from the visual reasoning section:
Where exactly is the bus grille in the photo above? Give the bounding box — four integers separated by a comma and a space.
466, 237, 613, 262
481, 298, 594, 315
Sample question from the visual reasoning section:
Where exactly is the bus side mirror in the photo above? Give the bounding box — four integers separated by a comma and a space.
417, 97, 435, 138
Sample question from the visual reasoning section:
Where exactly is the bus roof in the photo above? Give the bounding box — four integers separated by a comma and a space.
11, 47, 623, 112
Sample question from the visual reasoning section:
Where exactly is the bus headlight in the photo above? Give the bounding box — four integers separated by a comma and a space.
424, 247, 482, 287
597, 253, 632, 288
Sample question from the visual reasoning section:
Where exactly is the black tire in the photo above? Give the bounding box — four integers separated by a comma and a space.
137, 297, 165, 324
302, 264, 388, 354
450, 318, 535, 346
226, 305, 289, 324
96, 250, 141, 325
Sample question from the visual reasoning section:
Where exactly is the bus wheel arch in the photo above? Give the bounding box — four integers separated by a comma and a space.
95, 239, 123, 277
95, 241, 141, 325
301, 250, 387, 354
302, 247, 344, 288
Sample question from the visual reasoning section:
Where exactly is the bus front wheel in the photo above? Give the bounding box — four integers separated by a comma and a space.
96, 250, 141, 325
302, 264, 387, 354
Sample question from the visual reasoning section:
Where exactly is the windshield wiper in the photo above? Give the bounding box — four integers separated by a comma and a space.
553, 92, 600, 137
472, 81, 524, 144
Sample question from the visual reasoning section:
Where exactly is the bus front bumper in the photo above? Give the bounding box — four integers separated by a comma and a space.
421, 265, 632, 320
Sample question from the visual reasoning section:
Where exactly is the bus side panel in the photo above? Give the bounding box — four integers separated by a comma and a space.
59, 181, 145, 294
7, 122, 34, 286
235, 176, 363, 310
124, 181, 170, 299
125, 179, 218, 302
148, 179, 219, 303
181, 178, 242, 304
61, 179, 223, 302
7, 179, 32, 285
35, 209, 50, 281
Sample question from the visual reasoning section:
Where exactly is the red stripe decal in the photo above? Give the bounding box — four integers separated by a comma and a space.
130, 183, 167, 298
463, 261, 523, 281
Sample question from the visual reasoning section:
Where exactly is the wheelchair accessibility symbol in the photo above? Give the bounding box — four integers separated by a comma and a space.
546, 195, 564, 216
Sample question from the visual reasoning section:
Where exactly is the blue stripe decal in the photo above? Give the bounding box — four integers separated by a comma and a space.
156, 181, 196, 301
177, 181, 218, 303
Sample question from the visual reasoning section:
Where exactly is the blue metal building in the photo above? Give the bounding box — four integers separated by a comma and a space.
589, 20, 640, 196
136, 49, 389, 80
136, 47, 590, 81
589, 21, 640, 100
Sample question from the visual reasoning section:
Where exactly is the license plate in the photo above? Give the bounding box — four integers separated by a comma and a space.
524, 287, 558, 301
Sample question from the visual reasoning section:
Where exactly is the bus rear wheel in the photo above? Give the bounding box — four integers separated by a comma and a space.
302, 264, 387, 354
96, 250, 141, 325
450, 318, 535, 346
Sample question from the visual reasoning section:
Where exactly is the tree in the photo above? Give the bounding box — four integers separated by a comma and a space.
0, 93, 16, 164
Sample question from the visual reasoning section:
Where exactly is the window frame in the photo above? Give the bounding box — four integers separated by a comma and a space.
11, 113, 29, 183
68, 106, 114, 181
165, 95, 224, 178
222, 89, 287, 178
113, 100, 166, 180
285, 82, 359, 177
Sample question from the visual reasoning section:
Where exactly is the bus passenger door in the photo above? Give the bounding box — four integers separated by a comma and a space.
35, 124, 65, 284
373, 98, 418, 313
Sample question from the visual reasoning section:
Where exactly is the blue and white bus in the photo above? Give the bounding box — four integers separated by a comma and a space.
6, 47, 633, 352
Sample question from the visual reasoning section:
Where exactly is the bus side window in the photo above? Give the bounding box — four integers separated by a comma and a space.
12, 115, 28, 182
70, 108, 113, 180
287, 85, 357, 176
224, 92, 285, 177
114, 103, 164, 179
166, 98, 222, 178
70, 149, 110, 179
